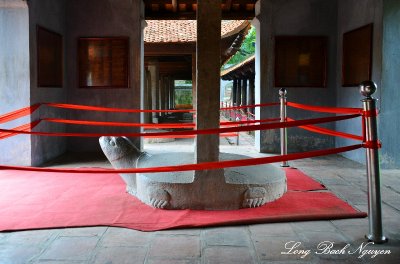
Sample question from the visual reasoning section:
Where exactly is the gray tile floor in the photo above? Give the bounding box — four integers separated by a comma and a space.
1, 135, 399, 263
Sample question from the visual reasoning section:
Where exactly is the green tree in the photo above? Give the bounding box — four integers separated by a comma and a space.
223, 26, 256, 68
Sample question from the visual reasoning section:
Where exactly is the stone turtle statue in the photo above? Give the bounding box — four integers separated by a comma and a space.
99, 136, 145, 195
100, 136, 287, 210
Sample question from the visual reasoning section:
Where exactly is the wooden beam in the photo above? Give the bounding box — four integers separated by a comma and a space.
224, 0, 232, 11
145, 10, 254, 20
145, 43, 195, 55
172, 0, 178, 12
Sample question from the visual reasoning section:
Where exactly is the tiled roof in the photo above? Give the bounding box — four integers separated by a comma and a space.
144, 20, 249, 43
220, 55, 255, 77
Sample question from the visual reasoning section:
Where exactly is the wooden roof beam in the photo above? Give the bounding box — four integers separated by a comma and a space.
172, 0, 178, 12
224, 0, 232, 11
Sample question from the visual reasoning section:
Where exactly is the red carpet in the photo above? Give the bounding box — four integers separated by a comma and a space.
0, 168, 366, 231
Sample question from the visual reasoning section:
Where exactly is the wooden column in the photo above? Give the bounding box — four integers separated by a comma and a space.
232, 79, 237, 106
169, 79, 175, 109
145, 68, 152, 122
241, 78, 247, 107
164, 77, 169, 111
236, 78, 242, 107
148, 62, 160, 122
159, 77, 164, 117
195, 0, 221, 164
191, 53, 197, 108
165, 77, 169, 110
248, 76, 255, 114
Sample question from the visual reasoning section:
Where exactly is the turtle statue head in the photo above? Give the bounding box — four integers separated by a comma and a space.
99, 136, 140, 163
99, 136, 143, 196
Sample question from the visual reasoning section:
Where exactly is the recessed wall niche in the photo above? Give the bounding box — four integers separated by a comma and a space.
37, 26, 63, 87
78, 37, 130, 88
342, 24, 373, 87
274, 36, 327, 88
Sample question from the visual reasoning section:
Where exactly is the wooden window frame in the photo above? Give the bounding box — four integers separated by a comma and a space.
274, 36, 328, 88
78, 37, 130, 89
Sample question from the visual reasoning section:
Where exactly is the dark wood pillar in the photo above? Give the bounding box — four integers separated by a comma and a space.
191, 53, 196, 108
167, 78, 170, 110
236, 78, 242, 107
241, 78, 247, 107
195, 0, 221, 164
145, 68, 152, 122
248, 76, 255, 114
159, 76, 165, 117
148, 62, 159, 122
232, 79, 237, 106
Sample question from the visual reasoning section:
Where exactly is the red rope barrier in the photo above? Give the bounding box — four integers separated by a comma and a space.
363, 140, 382, 149
0, 114, 361, 138
0, 104, 41, 124
43, 103, 195, 113
43, 118, 196, 129
0, 144, 362, 173
42, 117, 279, 129
0, 120, 41, 140
43, 117, 279, 128
144, 133, 238, 139
287, 102, 362, 115
363, 109, 379, 117
287, 118, 363, 141
220, 102, 279, 110
220, 118, 280, 126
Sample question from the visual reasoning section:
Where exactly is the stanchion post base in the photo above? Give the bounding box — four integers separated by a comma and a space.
280, 162, 290, 168
366, 234, 388, 244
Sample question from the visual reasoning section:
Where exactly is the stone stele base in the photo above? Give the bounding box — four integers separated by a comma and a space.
99, 136, 287, 210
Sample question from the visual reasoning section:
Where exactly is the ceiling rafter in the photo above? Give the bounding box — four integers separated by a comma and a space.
144, 0, 256, 20
172, 0, 178, 12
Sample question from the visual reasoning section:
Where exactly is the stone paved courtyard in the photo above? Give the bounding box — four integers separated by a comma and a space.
0, 135, 399, 263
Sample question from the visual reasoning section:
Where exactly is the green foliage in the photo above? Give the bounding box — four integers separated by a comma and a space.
175, 89, 192, 105
223, 26, 256, 68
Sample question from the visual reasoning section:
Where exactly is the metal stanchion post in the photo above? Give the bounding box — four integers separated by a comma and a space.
279, 88, 289, 167
359, 81, 388, 244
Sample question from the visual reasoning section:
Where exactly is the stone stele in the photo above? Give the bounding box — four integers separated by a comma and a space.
99, 136, 287, 210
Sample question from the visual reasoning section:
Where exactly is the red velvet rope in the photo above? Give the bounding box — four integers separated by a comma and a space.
144, 133, 238, 139
43, 103, 196, 113
0, 144, 362, 173
42, 102, 279, 114
363, 140, 382, 149
42, 117, 280, 128
0, 104, 41, 124
0, 114, 361, 138
220, 102, 279, 110
0, 120, 41, 140
287, 102, 362, 115
221, 118, 281, 125
287, 118, 363, 141
362, 109, 379, 117
43, 118, 196, 129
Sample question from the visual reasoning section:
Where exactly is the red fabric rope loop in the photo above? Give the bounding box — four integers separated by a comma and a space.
287, 102, 362, 115
0, 144, 362, 173
362, 109, 379, 117
0, 104, 41, 124
44, 103, 195, 113
0, 120, 41, 140
220, 102, 279, 110
43, 117, 280, 128
287, 118, 363, 141
363, 140, 382, 149
0, 114, 361, 138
